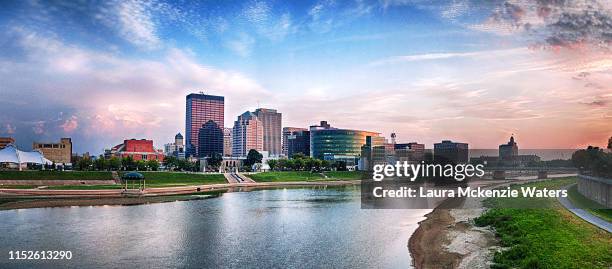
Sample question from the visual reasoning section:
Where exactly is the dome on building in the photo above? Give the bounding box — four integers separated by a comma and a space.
175, 133, 183, 139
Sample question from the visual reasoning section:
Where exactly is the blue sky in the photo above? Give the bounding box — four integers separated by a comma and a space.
1, 0, 611, 153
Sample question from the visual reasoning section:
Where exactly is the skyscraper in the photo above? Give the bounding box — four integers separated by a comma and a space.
198, 120, 223, 158
253, 108, 282, 157
185, 93, 224, 157
232, 111, 263, 157
282, 127, 307, 156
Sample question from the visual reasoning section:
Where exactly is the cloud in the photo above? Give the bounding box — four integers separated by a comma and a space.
226, 33, 256, 57
115, 0, 161, 49
468, 0, 612, 50
370, 48, 524, 65
1, 27, 271, 152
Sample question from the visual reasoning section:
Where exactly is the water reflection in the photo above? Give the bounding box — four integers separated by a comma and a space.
0, 187, 430, 269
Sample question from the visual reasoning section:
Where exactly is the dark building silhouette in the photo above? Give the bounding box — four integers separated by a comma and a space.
499, 136, 518, 161
198, 120, 223, 158
286, 129, 310, 158
434, 140, 469, 164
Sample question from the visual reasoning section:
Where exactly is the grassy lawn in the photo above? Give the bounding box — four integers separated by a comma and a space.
250, 171, 325, 182
567, 184, 612, 223
249, 171, 365, 182
0, 171, 112, 180
476, 177, 612, 269
119, 172, 227, 186
324, 171, 364, 180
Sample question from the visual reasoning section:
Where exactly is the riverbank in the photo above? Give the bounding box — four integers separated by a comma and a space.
0, 180, 360, 210
410, 176, 612, 269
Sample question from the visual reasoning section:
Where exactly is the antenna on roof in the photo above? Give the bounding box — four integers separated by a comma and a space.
257, 100, 260, 109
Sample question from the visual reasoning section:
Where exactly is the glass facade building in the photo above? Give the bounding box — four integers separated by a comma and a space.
185, 93, 224, 157
198, 120, 223, 158
309, 121, 383, 161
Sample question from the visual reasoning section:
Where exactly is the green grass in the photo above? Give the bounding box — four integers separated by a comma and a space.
46, 185, 125, 190
324, 171, 364, 180
249, 171, 364, 182
567, 184, 612, 223
250, 171, 325, 182
476, 177, 612, 269
119, 172, 226, 186
0, 171, 112, 180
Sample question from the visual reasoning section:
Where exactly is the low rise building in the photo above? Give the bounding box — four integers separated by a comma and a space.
106, 139, 164, 161
32, 138, 72, 164
0, 137, 15, 149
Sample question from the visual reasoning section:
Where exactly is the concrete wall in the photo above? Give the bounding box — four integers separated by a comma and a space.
577, 175, 612, 208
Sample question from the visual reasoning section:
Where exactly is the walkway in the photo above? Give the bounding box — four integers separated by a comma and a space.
558, 184, 612, 233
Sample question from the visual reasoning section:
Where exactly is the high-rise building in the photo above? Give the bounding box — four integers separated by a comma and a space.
434, 140, 469, 164
185, 93, 224, 157
32, 138, 72, 164
164, 133, 185, 159
232, 111, 263, 157
253, 108, 282, 157
0, 137, 15, 149
286, 129, 310, 158
283, 127, 307, 156
198, 120, 223, 158
223, 128, 232, 156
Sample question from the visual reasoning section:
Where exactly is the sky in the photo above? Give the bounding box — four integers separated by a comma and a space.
0, 0, 611, 154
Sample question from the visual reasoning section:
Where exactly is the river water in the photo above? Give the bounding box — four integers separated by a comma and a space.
0, 186, 430, 269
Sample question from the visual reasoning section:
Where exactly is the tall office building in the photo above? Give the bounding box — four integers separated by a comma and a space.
223, 128, 232, 157
185, 93, 224, 157
163, 133, 185, 159
283, 127, 307, 156
198, 120, 223, 158
232, 111, 263, 157
253, 108, 282, 157
286, 129, 310, 158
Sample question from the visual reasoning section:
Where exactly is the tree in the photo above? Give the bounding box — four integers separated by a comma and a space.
94, 157, 107, 171
136, 160, 147, 171
207, 153, 223, 168
164, 156, 179, 170
108, 157, 121, 170
267, 159, 278, 171
291, 152, 307, 159
608, 136, 612, 150
245, 149, 263, 167
76, 158, 93, 171
293, 158, 305, 170
147, 159, 160, 171
122, 156, 135, 170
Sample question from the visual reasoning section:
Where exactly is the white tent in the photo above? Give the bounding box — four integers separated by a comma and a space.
0, 145, 53, 168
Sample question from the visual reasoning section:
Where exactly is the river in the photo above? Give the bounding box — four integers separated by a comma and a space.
0, 186, 431, 269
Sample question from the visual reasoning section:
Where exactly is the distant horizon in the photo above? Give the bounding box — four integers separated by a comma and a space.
1, 1, 610, 153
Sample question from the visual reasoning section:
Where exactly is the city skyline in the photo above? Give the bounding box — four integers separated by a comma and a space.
1, 0, 611, 153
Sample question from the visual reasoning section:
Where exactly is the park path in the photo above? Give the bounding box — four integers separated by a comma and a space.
558, 184, 612, 233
